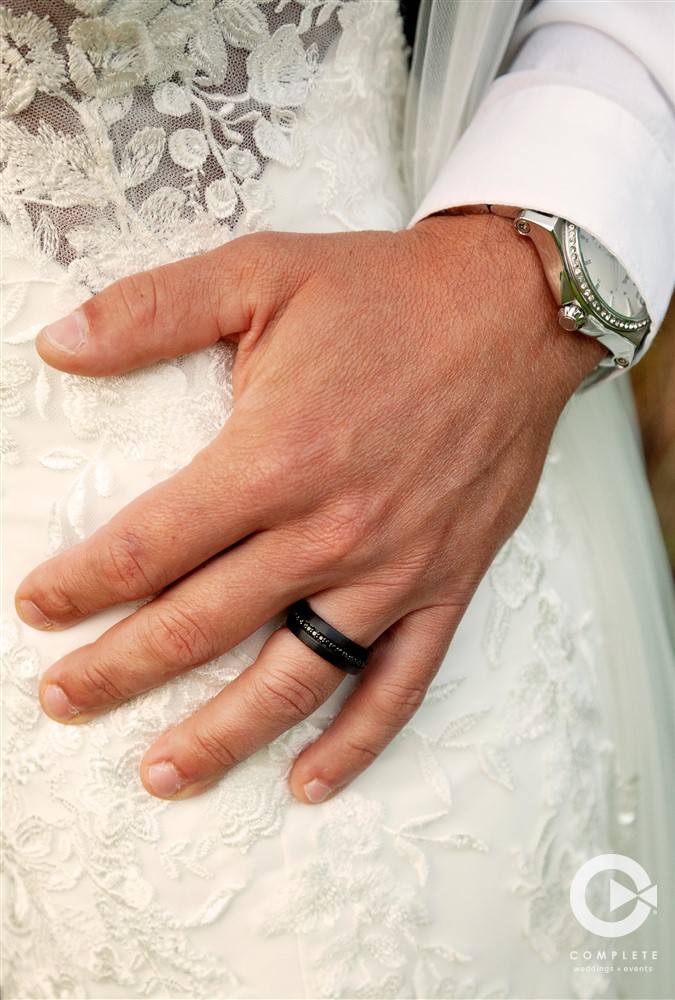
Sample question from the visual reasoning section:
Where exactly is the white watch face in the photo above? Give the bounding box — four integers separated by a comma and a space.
577, 230, 648, 324
563, 224, 650, 337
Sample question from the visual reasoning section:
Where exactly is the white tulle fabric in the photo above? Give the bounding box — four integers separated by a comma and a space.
403, 0, 524, 206
1, 2, 673, 999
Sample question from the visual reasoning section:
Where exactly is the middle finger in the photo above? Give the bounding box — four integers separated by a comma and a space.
37, 527, 331, 722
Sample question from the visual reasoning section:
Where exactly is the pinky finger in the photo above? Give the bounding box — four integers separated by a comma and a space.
289, 604, 459, 803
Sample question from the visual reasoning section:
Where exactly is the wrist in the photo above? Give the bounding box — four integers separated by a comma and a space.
411, 212, 606, 405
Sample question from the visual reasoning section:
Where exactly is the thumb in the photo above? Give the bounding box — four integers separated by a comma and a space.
35, 234, 285, 376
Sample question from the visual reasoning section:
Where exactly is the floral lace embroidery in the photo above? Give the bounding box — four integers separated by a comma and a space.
1, 0, 407, 291
259, 790, 507, 1000
0, 3, 635, 998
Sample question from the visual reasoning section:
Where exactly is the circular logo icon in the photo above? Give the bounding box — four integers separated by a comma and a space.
570, 854, 657, 938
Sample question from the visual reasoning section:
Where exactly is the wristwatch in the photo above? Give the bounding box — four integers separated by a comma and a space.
443, 204, 652, 386
513, 208, 651, 383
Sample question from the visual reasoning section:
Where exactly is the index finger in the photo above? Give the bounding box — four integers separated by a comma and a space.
15, 418, 274, 630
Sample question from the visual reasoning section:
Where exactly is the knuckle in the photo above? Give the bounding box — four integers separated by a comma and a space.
113, 268, 161, 332
187, 728, 238, 772
396, 548, 436, 589
342, 738, 378, 767
232, 440, 309, 520
245, 446, 296, 499
92, 531, 155, 600
141, 606, 213, 667
235, 231, 301, 296
250, 664, 322, 723
305, 499, 373, 570
367, 678, 427, 728
236, 231, 276, 270
79, 660, 127, 704
217, 233, 279, 325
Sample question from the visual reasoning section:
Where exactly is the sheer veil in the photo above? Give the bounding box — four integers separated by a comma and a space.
403, 0, 524, 206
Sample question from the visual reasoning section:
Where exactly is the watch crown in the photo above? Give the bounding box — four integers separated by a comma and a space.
558, 303, 586, 331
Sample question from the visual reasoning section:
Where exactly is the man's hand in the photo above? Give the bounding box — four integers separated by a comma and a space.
15, 214, 605, 803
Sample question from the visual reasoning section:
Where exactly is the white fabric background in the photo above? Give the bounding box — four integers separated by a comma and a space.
2, 2, 674, 998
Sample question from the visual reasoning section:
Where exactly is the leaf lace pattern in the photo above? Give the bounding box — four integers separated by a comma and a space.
1, 0, 408, 285
1, 3, 635, 998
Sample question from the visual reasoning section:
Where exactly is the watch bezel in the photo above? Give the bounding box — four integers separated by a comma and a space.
562, 223, 649, 337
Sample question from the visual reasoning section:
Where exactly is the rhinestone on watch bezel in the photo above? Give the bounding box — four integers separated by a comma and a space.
563, 223, 649, 335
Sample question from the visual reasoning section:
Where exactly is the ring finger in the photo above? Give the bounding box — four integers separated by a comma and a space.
139, 586, 404, 799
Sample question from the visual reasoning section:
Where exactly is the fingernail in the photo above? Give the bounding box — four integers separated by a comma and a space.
17, 599, 53, 630
42, 309, 88, 353
147, 761, 185, 798
303, 778, 333, 804
43, 683, 79, 721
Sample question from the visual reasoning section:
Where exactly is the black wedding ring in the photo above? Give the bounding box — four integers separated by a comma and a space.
286, 599, 370, 674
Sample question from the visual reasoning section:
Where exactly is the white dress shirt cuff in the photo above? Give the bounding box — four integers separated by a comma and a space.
409, 34, 675, 338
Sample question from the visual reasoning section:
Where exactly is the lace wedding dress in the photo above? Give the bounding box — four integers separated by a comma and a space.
2, 2, 673, 999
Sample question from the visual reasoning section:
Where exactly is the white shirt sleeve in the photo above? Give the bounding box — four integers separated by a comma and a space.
410, 1, 675, 338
